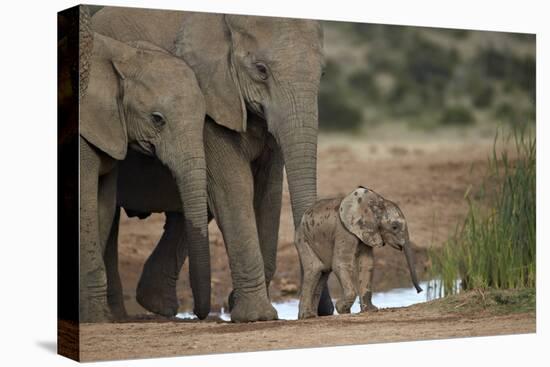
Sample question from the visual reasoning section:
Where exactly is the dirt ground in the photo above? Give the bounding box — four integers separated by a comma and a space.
117, 134, 495, 314
76, 289, 535, 361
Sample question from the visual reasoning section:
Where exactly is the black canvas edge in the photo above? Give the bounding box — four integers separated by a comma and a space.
58, 4, 81, 362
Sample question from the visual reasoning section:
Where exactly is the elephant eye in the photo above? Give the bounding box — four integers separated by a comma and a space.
151, 112, 166, 127
255, 62, 269, 80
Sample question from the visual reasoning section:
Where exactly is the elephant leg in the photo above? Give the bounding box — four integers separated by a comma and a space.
79, 137, 111, 322
317, 210, 335, 316
136, 211, 187, 317
357, 245, 377, 312
103, 206, 128, 319
252, 140, 284, 294
295, 234, 324, 319
206, 146, 277, 322
333, 264, 357, 314
298, 268, 323, 319
332, 228, 359, 314
97, 168, 125, 320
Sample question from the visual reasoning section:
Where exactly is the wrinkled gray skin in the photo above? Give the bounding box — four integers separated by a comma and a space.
295, 187, 422, 319
92, 9, 332, 322
79, 31, 209, 322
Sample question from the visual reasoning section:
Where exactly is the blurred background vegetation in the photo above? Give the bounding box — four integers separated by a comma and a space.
319, 21, 536, 134
88, 4, 536, 135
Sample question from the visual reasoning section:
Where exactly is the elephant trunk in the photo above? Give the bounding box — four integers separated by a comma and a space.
271, 88, 318, 228
161, 134, 210, 320
404, 241, 423, 293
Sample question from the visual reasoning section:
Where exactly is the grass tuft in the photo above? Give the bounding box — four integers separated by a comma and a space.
429, 126, 535, 295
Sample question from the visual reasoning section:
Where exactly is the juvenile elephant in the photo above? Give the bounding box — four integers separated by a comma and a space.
79, 31, 210, 322
295, 187, 423, 319
93, 9, 334, 322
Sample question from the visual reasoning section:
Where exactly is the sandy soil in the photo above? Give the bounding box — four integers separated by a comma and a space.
77, 290, 535, 361
117, 135, 494, 313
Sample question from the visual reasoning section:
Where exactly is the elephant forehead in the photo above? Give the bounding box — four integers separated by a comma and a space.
229, 15, 323, 53
139, 68, 197, 105
386, 205, 403, 219
228, 15, 321, 37
143, 56, 194, 84
384, 205, 405, 221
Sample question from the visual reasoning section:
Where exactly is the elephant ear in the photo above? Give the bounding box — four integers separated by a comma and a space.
339, 187, 384, 248
79, 38, 128, 160
175, 12, 246, 132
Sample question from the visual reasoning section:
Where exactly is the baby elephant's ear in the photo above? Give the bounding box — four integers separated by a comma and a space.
339, 188, 384, 248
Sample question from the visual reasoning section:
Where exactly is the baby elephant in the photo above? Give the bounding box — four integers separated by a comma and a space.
295, 186, 423, 319
79, 31, 210, 322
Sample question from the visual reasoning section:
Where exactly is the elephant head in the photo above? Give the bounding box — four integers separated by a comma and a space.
339, 187, 423, 293
175, 13, 324, 227
80, 33, 211, 319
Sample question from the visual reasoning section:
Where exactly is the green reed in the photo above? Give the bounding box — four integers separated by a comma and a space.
429, 127, 535, 295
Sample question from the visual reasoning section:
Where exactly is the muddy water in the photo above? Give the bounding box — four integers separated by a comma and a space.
177, 279, 459, 321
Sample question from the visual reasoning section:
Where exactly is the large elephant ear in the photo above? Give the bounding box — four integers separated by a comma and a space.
79, 36, 128, 160
175, 13, 246, 132
339, 187, 384, 248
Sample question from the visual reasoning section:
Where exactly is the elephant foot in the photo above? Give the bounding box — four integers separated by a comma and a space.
230, 290, 278, 323
108, 293, 128, 320
335, 299, 353, 314
361, 304, 379, 312
80, 295, 112, 323
298, 309, 317, 320
136, 267, 178, 317
360, 291, 378, 312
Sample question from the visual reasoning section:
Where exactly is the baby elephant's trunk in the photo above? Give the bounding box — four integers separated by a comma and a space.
404, 242, 423, 293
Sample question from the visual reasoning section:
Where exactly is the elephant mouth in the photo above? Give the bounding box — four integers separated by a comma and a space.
251, 102, 265, 119
130, 140, 156, 156
389, 242, 404, 251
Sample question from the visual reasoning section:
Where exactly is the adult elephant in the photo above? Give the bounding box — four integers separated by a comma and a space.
92, 8, 334, 322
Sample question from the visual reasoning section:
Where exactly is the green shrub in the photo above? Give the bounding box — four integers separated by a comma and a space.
430, 129, 536, 295
472, 85, 495, 109
388, 85, 425, 117
318, 88, 363, 132
439, 106, 476, 126
383, 35, 459, 114
405, 36, 458, 87
474, 48, 536, 98
494, 102, 518, 123
350, 23, 411, 47
347, 69, 380, 102
319, 58, 364, 131
494, 102, 536, 128
444, 28, 470, 40
323, 59, 342, 80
